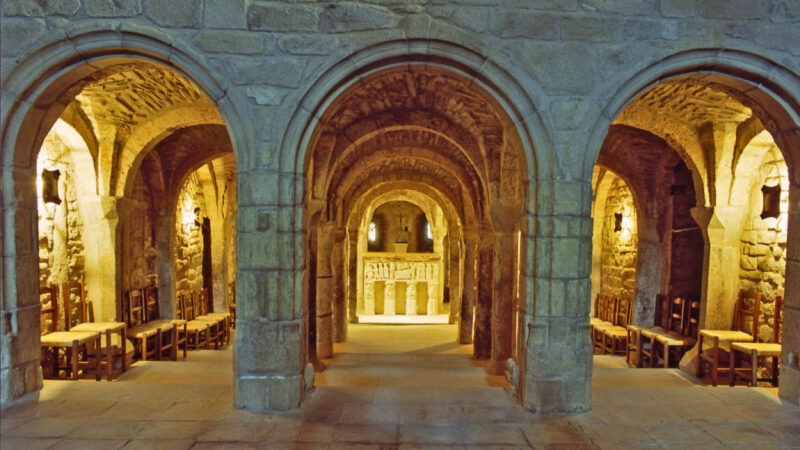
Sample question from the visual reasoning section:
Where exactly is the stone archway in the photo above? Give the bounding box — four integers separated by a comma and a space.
272, 43, 542, 409
0, 30, 246, 407
586, 50, 800, 404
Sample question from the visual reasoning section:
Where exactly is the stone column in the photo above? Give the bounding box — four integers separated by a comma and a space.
332, 232, 346, 343
364, 280, 375, 315
427, 282, 438, 315
633, 217, 663, 325
779, 184, 800, 404
406, 281, 418, 315
691, 206, 747, 329
384, 280, 396, 315
474, 232, 493, 360
83, 196, 135, 322
489, 231, 517, 375
346, 230, 358, 323
316, 222, 335, 359
459, 238, 477, 344
448, 232, 461, 324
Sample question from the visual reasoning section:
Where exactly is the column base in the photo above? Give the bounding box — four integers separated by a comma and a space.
488, 358, 507, 375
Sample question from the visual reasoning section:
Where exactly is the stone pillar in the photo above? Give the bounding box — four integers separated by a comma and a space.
459, 238, 476, 344
448, 232, 461, 324
779, 184, 800, 404
427, 282, 438, 316
633, 217, 663, 325
316, 222, 335, 359
474, 233, 493, 360
83, 196, 135, 322
346, 230, 358, 323
691, 206, 747, 329
384, 280, 396, 315
332, 233, 346, 343
364, 280, 375, 315
406, 281, 417, 315
490, 231, 517, 375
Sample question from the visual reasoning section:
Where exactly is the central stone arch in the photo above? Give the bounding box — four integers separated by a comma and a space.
262, 40, 552, 410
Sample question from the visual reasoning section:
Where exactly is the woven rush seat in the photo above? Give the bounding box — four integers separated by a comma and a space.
656, 333, 697, 346
731, 342, 782, 357
41, 331, 100, 347
590, 317, 607, 327
604, 327, 628, 338
699, 330, 752, 342
126, 323, 161, 338
72, 322, 124, 334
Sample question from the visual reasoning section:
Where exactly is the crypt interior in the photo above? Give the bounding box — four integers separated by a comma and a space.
1, 3, 800, 449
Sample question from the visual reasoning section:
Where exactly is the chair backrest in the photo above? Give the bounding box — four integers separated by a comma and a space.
654, 294, 670, 329
774, 296, 784, 344
592, 293, 602, 318
227, 282, 236, 310
683, 299, 700, 338
61, 279, 86, 330
735, 290, 761, 340
125, 289, 146, 328
615, 297, 632, 327
175, 291, 185, 321
197, 289, 209, 316
600, 295, 617, 322
666, 296, 686, 335
144, 286, 160, 321
182, 291, 197, 321
40, 284, 59, 334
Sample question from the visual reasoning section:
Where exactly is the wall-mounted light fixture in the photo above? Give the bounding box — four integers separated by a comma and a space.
41, 169, 62, 205
761, 184, 781, 220
614, 213, 623, 232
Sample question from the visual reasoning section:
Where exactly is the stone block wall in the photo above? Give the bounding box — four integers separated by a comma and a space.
174, 172, 207, 293
125, 173, 157, 292
739, 148, 789, 342
600, 178, 638, 302
1, 0, 799, 412
36, 132, 86, 331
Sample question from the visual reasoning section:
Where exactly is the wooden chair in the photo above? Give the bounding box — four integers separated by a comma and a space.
601, 297, 632, 356
698, 289, 761, 386
145, 286, 187, 359
124, 289, 175, 361
591, 295, 618, 353
66, 280, 128, 381
632, 294, 671, 367
655, 297, 700, 368
227, 281, 236, 328
730, 296, 783, 387
177, 290, 210, 351
194, 289, 231, 346
185, 290, 222, 349
39, 284, 102, 381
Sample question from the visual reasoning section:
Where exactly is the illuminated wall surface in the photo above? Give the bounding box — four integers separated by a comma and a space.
2, 2, 799, 414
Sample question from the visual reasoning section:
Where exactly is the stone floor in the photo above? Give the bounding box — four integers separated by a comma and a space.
2, 324, 799, 449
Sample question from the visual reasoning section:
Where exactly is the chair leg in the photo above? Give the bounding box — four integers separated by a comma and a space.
71, 341, 79, 380
729, 347, 737, 387
106, 332, 113, 382
712, 337, 720, 387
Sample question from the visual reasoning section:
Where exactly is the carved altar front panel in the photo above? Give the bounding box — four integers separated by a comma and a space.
362, 252, 442, 316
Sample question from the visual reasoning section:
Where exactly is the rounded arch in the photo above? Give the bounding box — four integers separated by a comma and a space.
1, 26, 248, 174
0, 29, 247, 407
280, 39, 550, 209
586, 49, 800, 184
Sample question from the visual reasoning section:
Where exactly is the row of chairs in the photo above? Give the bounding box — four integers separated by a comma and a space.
597, 289, 784, 388
174, 289, 232, 350
698, 290, 784, 387
40, 282, 105, 381
627, 295, 700, 369
590, 294, 632, 355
